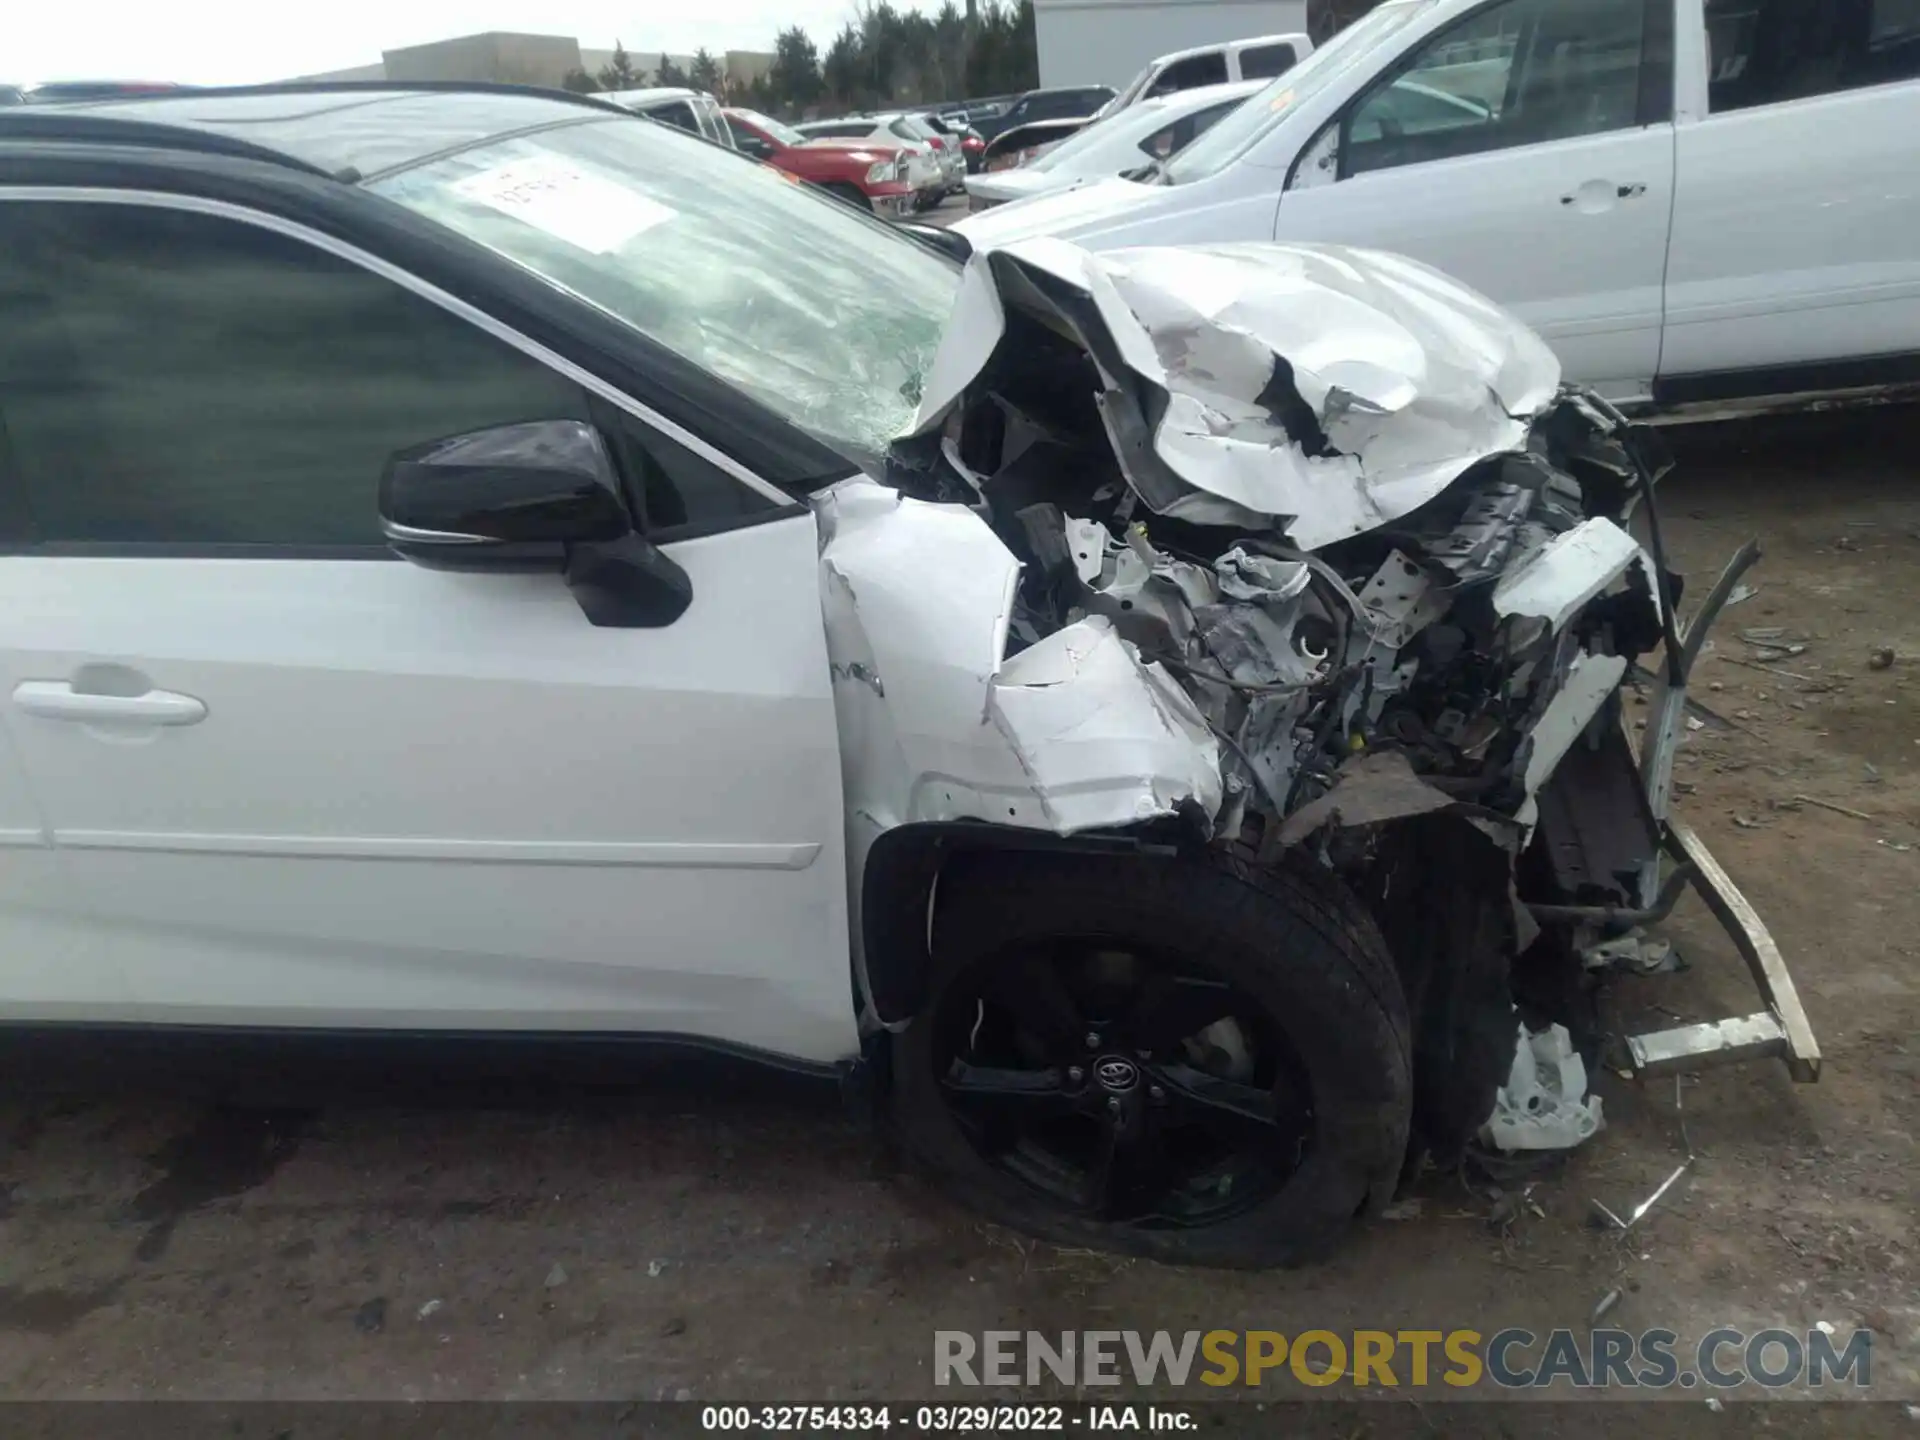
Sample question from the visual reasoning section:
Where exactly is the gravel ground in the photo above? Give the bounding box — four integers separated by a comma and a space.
0, 403, 1915, 1422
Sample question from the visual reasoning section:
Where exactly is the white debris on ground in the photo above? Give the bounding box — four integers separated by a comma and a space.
1480, 1023, 1606, 1152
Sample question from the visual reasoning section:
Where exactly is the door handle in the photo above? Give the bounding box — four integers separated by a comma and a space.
12, 681, 207, 726
1561, 181, 1648, 205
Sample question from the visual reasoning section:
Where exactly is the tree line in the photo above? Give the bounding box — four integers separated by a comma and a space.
562, 0, 1040, 117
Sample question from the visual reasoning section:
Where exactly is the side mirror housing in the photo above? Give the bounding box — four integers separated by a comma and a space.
380, 419, 629, 569
380, 419, 692, 627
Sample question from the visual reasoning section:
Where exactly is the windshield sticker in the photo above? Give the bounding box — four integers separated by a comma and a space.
452, 157, 676, 254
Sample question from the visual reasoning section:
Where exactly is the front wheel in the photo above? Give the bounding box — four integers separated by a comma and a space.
889, 850, 1413, 1268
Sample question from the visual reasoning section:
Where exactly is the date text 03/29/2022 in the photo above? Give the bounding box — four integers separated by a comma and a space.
701, 1405, 1192, 1432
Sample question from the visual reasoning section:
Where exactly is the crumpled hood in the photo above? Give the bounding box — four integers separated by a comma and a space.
910, 237, 1562, 551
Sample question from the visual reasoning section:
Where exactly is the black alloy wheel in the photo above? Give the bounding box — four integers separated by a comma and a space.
889, 850, 1414, 1268
932, 938, 1312, 1227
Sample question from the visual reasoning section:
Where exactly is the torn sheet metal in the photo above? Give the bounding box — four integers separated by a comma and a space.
912, 238, 1562, 551
1493, 518, 1647, 630
1356, 549, 1447, 649
1274, 749, 1455, 847
1627, 1012, 1788, 1074
1519, 651, 1630, 799
814, 478, 1223, 839
1480, 1023, 1605, 1152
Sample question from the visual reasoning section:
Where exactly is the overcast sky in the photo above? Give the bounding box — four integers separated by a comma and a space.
14, 0, 926, 86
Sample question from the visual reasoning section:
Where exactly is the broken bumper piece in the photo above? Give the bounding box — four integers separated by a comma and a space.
1622, 821, 1821, 1083
814, 478, 1223, 840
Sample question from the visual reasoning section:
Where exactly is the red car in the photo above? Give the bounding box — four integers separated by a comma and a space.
722, 108, 916, 218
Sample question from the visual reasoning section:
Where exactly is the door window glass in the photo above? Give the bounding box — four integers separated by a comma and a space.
727, 117, 772, 156
1344, 0, 1651, 176
1706, 0, 1920, 113
1148, 53, 1230, 97
0, 202, 763, 550
1140, 97, 1248, 158
648, 101, 699, 133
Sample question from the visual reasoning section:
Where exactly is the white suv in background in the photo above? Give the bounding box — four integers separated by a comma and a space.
1099, 33, 1314, 116
958, 0, 1920, 417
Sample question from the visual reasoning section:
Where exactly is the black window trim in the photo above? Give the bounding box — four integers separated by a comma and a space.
0, 184, 800, 558
1312, 0, 1676, 184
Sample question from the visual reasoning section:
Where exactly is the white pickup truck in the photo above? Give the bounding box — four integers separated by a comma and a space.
957, 0, 1920, 415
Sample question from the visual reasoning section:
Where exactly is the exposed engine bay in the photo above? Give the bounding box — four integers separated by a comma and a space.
820, 238, 1817, 1172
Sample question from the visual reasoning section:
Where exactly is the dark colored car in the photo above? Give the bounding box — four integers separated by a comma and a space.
979, 117, 1092, 172
936, 94, 1015, 126
970, 85, 1116, 144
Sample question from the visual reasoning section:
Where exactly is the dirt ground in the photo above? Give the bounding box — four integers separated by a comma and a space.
0, 404, 1915, 1420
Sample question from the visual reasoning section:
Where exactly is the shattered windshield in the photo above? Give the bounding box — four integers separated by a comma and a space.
1164, 0, 1436, 183
371, 117, 960, 459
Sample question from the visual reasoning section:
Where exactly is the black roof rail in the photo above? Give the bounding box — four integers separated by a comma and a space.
15, 78, 638, 120
0, 81, 646, 179
0, 111, 336, 176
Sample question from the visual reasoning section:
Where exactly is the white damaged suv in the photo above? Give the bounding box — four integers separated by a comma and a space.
0, 86, 1816, 1267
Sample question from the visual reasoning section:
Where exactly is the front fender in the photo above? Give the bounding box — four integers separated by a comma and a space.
859, 821, 1177, 1027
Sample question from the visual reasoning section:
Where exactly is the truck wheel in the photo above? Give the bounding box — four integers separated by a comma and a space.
888, 850, 1412, 1268
821, 182, 873, 211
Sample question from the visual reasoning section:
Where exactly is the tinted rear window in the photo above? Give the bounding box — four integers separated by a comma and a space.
1239, 42, 1301, 79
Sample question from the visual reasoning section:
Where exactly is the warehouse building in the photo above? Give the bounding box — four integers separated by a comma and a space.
294, 33, 771, 93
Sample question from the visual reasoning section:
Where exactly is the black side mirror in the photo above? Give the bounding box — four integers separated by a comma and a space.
380, 419, 693, 628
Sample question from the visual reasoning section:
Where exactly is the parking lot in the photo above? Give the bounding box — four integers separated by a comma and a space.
0, 404, 1913, 1411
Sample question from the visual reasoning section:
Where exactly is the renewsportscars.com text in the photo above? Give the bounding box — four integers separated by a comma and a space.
934, 1328, 1872, 1391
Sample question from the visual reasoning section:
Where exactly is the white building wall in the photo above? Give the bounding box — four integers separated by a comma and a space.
1033, 0, 1309, 88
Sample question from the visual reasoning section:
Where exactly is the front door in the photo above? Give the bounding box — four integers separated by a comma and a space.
1272, 0, 1677, 395
0, 194, 857, 1063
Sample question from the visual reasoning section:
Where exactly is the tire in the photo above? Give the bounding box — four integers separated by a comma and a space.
888, 849, 1412, 1268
